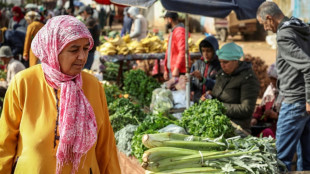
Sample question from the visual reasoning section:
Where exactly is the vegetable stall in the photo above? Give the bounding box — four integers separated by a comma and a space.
100, 70, 285, 173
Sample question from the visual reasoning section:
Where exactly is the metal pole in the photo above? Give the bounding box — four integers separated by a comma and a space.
185, 13, 190, 109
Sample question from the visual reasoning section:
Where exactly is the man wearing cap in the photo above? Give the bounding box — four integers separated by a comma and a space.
163, 11, 189, 81
0, 46, 25, 89
79, 6, 100, 70
201, 42, 259, 136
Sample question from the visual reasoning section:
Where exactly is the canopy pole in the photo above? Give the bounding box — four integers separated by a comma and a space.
185, 14, 190, 109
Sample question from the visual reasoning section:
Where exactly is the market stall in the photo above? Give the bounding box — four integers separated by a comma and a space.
100, 52, 201, 84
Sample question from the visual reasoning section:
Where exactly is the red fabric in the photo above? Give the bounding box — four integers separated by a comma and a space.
253, 99, 274, 120
202, 63, 210, 94
260, 128, 275, 139
164, 27, 190, 75
94, 0, 111, 4
12, 6, 24, 22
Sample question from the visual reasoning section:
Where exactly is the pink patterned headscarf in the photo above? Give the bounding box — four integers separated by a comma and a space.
31, 15, 97, 174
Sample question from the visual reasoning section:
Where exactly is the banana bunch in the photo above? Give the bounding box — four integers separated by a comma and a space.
110, 36, 123, 46
141, 33, 164, 53
117, 43, 130, 55
133, 42, 146, 54
83, 69, 95, 74
127, 40, 146, 54
99, 42, 117, 55
122, 34, 131, 43
189, 37, 200, 53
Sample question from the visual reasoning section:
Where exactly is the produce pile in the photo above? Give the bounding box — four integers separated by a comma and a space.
98, 33, 166, 55
103, 83, 122, 105
109, 98, 145, 133
141, 133, 285, 173
180, 99, 235, 138
0, 69, 6, 81
123, 69, 161, 107
102, 62, 119, 81
131, 113, 177, 160
244, 54, 270, 98
98, 33, 201, 56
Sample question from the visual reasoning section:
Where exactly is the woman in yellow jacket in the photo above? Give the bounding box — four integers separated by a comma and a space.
0, 15, 121, 174
23, 11, 44, 67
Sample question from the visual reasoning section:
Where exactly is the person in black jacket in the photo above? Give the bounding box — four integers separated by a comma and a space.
190, 35, 221, 103
79, 6, 100, 70
0, 28, 25, 58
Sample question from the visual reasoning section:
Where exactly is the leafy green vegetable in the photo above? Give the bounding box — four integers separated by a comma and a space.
109, 98, 145, 133
179, 99, 235, 138
114, 124, 138, 156
203, 136, 286, 173
102, 62, 119, 81
131, 113, 176, 160
103, 83, 122, 105
0, 69, 6, 80
123, 69, 160, 107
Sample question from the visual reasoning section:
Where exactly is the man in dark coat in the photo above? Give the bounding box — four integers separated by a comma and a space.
79, 6, 100, 70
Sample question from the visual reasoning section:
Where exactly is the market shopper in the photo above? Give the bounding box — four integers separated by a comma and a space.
127, 7, 148, 41
190, 35, 221, 103
0, 46, 25, 98
0, 10, 9, 28
201, 42, 259, 136
163, 11, 188, 81
8, 6, 27, 33
251, 63, 279, 138
120, 7, 133, 37
0, 15, 121, 174
0, 27, 25, 58
79, 6, 100, 70
23, 11, 44, 67
257, 1, 310, 171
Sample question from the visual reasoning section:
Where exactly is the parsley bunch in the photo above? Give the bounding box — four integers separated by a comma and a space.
123, 70, 160, 107
180, 99, 235, 138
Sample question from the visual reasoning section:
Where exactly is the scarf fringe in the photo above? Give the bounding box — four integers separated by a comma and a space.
56, 144, 87, 174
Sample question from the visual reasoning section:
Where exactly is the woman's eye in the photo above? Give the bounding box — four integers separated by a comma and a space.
69, 49, 78, 53
83, 47, 89, 51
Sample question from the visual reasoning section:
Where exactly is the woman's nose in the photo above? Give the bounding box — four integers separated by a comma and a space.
78, 50, 88, 60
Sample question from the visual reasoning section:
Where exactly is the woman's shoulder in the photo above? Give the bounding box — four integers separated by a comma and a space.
81, 71, 101, 87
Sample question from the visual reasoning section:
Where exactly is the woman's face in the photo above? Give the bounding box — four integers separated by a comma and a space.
12, 11, 19, 17
219, 60, 239, 75
58, 38, 90, 76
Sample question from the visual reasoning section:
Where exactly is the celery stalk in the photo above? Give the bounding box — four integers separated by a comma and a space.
145, 150, 259, 172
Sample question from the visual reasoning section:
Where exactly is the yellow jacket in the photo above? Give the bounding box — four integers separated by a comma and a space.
23, 21, 44, 67
0, 65, 121, 174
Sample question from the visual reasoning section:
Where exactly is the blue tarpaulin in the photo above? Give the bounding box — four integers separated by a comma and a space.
111, 0, 265, 20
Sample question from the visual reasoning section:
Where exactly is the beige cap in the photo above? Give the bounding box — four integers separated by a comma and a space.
0, 46, 13, 58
